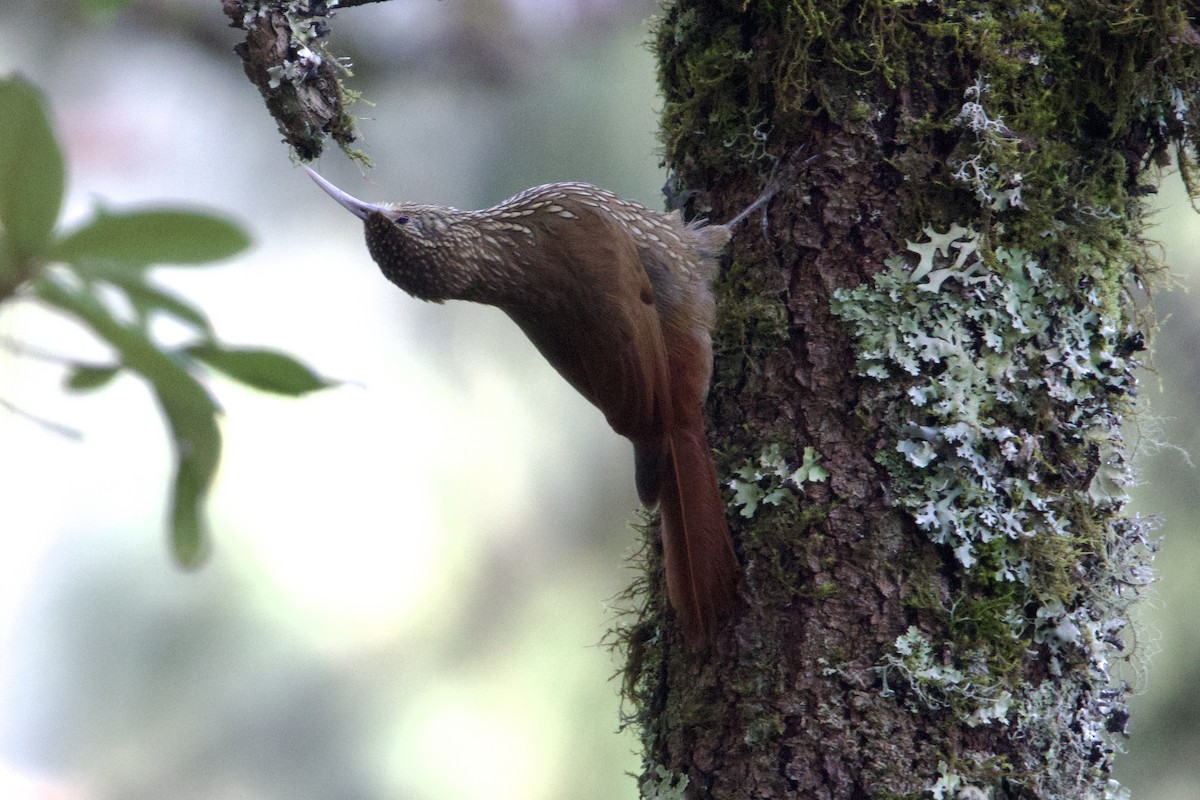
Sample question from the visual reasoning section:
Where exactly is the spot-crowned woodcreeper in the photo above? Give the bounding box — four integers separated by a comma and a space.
306, 165, 783, 645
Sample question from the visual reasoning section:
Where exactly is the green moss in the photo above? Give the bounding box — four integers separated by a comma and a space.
656, 0, 1200, 265
740, 505, 829, 608
814, 580, 839, 600
711, 256, 789, 391
638, 0, 1197, 794
608, 516, 664, 716
744, 716, 786, 745
949, 569, 1029, 676
655, 8, 766, 170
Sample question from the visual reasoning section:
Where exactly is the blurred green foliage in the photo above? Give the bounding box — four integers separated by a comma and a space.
81, 0, 138, 23
0, 73, 334, 567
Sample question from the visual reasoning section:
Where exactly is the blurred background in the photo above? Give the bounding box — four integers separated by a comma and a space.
0, 1, 1196, 798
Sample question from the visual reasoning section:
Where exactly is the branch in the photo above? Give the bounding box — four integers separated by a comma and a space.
222, 0, 363, 161
0, 334, 85, 366
0, 396, 83, 440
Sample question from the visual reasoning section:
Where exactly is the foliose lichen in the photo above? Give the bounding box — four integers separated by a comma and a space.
640, 764, 691, 800
728, 444, 829, 519
830, 80, 1159, 796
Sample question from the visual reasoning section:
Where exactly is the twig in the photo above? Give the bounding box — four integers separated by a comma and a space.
0, 335, 82, 366
0, 396, 83, 440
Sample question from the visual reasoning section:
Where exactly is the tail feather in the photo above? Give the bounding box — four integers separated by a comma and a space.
658, 416, 741, 645
633, 443, 663, 509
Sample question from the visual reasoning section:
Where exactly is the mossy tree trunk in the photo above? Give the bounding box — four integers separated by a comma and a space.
619, 2, 1200, 798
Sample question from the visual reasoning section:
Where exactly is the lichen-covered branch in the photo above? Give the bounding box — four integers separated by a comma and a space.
618, 1, 1200, 798
221, 0, 363, 161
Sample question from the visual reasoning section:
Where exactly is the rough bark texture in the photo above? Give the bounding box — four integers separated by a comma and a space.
222, 0, 360, 161
618, 2, 1200, 798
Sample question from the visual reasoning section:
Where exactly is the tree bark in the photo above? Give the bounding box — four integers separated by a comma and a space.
617, 2, 1198, 797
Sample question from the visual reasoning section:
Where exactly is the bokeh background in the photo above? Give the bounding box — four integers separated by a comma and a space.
0, 1, 1197, 798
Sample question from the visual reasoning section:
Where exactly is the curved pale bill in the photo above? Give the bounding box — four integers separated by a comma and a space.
303, 166, 388, 221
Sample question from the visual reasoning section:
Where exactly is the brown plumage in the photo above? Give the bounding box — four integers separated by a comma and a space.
306, 168, 752, 645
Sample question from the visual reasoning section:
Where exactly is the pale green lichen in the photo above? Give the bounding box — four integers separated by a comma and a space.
836, 226, 1140, 579
929, 760, 971, 800
728, 444, 829, 518
951, 78, 1025, 212
880, 626, 1014, 728
240, 1, 336, 89
640, 764, 690, 800
832, 205, 1156, 795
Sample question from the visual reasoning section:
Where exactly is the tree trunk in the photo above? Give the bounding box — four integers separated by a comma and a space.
617, 3, 1197, 797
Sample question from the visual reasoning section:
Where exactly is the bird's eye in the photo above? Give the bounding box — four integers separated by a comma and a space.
395, 215, 410, 225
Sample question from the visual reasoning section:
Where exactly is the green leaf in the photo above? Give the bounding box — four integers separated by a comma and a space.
103, 273, 215, 334
64, 363, 121, 392
186, 342, 335, 396
54, 208, 251, 270
0, 75, 65, 259
35, 274, 222, 567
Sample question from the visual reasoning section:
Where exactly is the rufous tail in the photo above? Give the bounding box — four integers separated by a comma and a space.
658, 408, 741, 645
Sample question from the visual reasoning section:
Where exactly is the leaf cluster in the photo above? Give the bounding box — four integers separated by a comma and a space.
0, 74, 334, 565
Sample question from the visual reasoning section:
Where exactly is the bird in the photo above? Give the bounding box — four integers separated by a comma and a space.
305, 164, 784, 644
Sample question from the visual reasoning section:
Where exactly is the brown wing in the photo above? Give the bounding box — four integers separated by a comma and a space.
500, 199, 741, 642
499, 212, 672, 504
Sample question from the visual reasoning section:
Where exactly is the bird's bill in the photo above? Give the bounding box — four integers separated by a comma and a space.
303, 166, 388, 221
